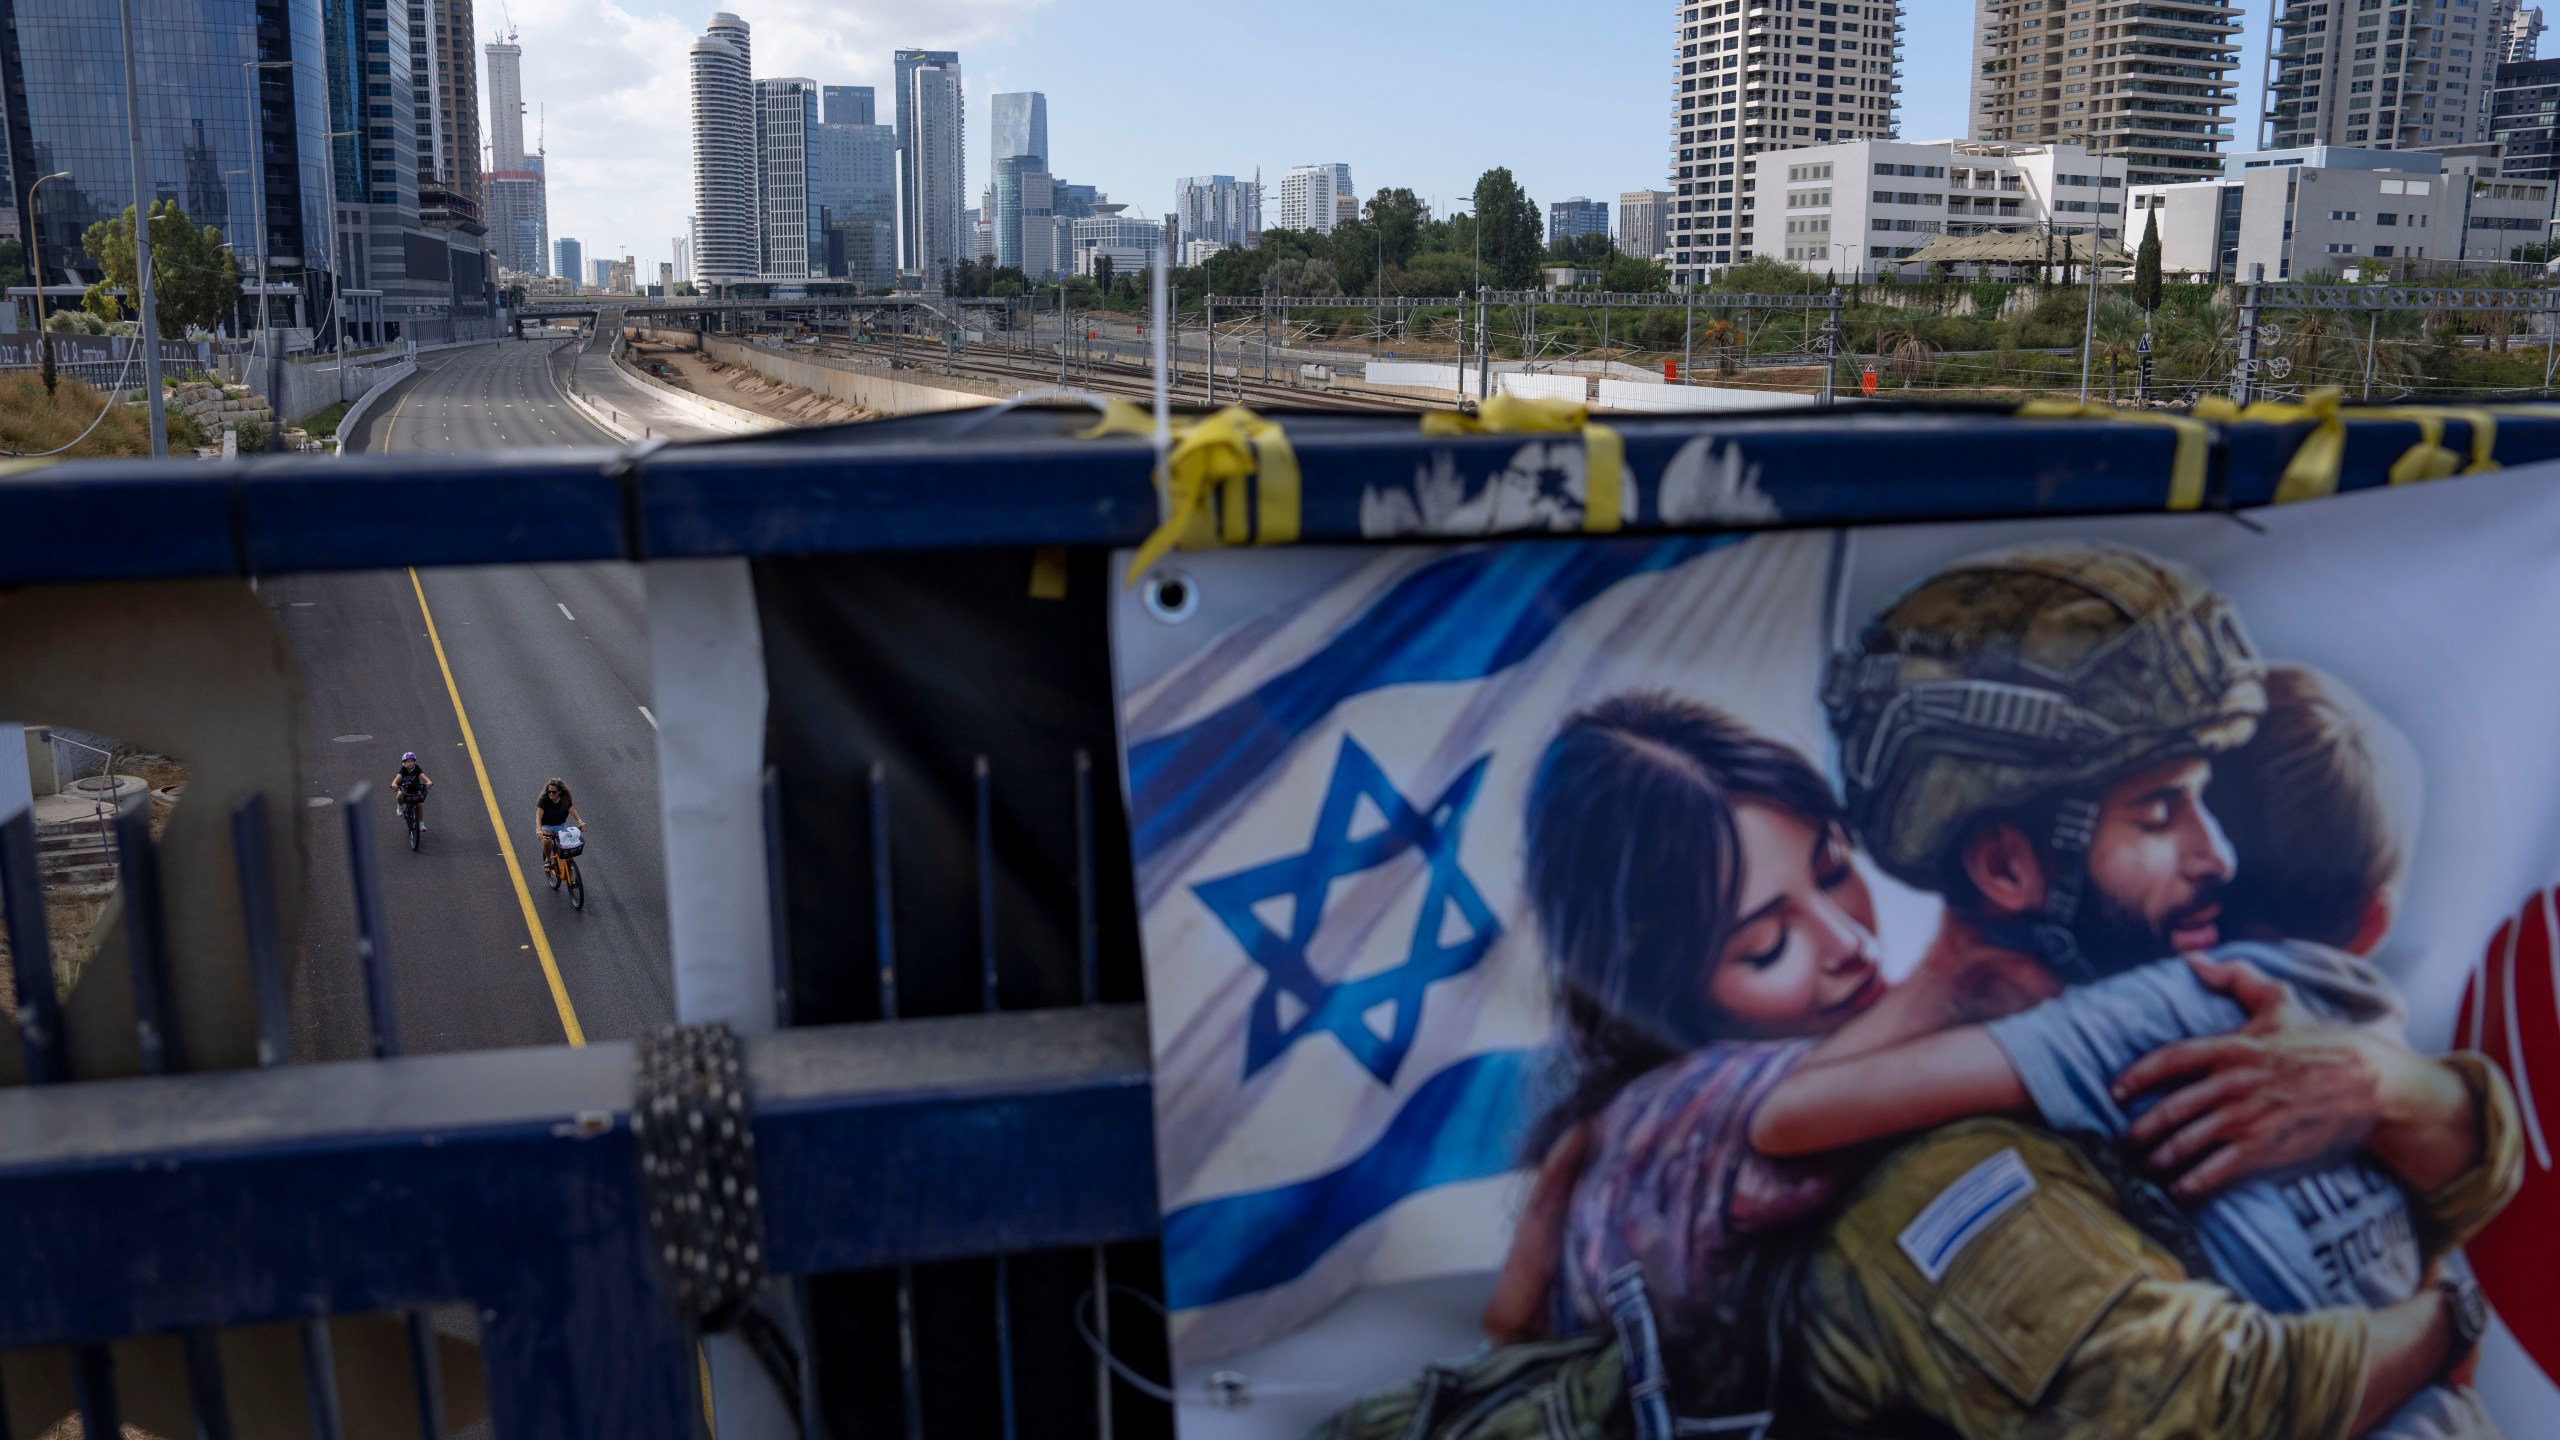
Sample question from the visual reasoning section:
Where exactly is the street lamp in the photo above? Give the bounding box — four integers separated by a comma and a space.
244, 58, 295, 451
26, 171, 72, 397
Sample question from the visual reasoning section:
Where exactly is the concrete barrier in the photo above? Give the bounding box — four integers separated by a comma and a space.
632, 329, 992, 416
1593, 378, 1820, 412
325, 359, 417, 457
609, 343, 770, 433
1496, 372, 1589, 402
1365, 361, 1460, 389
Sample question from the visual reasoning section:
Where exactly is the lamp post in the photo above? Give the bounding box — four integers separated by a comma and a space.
25, 171, 72, 396
117, 0, 167, 456
244, 58, 295, 451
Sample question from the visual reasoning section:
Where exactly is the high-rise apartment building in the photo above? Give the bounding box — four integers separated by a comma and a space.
1971, 0, 2237, 190
896, 51, 966, 284
2265, 0, 2498, 152
2493, 56, 2560, 180
1549, 197, 1611, 247
324, 0, 489, 341
1619, 190, 1674, 258
482, 30, 547, 277
554, 236, 582, 284
757, 78, 820, 279
672, 233, 692, 282
991, 92, 1048, 170
1665, 0, 1905, 284
994, 154, 1047, 270
410, 0, 479, 230
1175, 175, 1261, 248
690, 13, 760, 287
2506, 5, 2547, 62
1277, 163, 1352, 233
895, 49, 964, 280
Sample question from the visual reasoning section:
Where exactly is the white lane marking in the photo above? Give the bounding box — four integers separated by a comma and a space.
638, 706, 658, 730
557, 602, 576, 621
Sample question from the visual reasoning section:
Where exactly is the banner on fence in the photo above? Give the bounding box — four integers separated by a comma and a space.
1113, 466, 2560, 1438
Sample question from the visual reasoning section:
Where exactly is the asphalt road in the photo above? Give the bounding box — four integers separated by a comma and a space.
273, 338, 674, 1059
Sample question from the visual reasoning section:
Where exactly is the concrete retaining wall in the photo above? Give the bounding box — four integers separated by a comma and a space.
608, 341, 770, 432
327, 359, 417, 454
631, 328, 993, 416
1594, 378, 1819, 412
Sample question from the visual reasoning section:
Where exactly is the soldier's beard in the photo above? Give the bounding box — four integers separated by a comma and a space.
2068, 876, 2224, 976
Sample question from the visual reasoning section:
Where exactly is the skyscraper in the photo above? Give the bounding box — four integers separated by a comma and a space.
896, 50, 965, 284
482, 29, 548, 277
1548, 197, 1610, 248
2507, 5, 2547, 63
811, 115, 896, 286
1175, 175, 1260, 249
885, 49, 957, 278
691, 13, 760, 286
757, 78, 820, 279
822, 85, 876, 126
1619, 190, 1672, 259
0, 0, 333, 324
1277, 164, 1350, 233
991, 91, 1048, 172
411, 0, 479, 218
1664, 0, 1904, 283
2494, 55, 2560, 181
555, 236, 583, 285
1974, 0, 2235, 178
323, 0, 488, 341
2264, 0, 2497, 151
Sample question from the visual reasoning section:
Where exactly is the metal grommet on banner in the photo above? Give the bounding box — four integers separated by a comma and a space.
1142, 568, 1200, 624
634, 1022, 765, 1332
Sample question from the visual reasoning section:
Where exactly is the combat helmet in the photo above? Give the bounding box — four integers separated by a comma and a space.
1824, 541, 2265, 917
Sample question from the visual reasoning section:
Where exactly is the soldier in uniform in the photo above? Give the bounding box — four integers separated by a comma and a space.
1780, 542, 2521, 1439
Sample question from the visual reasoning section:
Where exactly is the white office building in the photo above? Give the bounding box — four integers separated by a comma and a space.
1741, 137, 2126, 278
1668, 0, 1905, 284
1277, 163, 1353, 234
689, 13, 760, 286
2130, 144, 2554, 280
1073, 212, 1165, 277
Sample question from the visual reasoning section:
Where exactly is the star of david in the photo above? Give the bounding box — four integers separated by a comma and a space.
1192, 735, 1501, 1086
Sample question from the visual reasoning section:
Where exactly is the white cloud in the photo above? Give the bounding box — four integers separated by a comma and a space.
494, 0, 1045, 270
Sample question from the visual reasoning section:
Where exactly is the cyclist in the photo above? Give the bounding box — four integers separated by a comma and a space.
534, 777, 583, 861
393, 752, 432, 829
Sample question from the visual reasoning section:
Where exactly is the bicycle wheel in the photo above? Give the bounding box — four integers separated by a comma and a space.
406, 807, 420, 851
566, 860, 584, 911
547, 852, 562, 890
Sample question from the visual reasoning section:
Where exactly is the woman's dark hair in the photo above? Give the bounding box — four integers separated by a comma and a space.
544, 778, 572, 807
1522, 692, 1843, 1158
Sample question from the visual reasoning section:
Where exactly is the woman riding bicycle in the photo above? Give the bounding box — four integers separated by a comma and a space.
394, 752, 432, 829
534, 778, 583, 859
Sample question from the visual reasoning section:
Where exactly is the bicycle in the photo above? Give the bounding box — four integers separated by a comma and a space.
395, 792, 425, 851
546, 824, 585, 911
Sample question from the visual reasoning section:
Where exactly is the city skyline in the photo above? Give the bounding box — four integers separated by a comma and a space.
497, 0, 2280, 280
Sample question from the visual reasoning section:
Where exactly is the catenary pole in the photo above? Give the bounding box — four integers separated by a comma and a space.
118, 0, 168, 456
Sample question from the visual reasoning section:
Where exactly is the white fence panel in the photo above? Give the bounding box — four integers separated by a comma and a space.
1594, 378, 1820, 412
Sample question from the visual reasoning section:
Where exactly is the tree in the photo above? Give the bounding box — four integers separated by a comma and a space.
1600, 249, 1668, 293
80, 201, 241, 334
1471, 168, 1544, 290
1094, 253, 1116, 295
1365, 188, 1427, 269
2134, 209, 2163, 318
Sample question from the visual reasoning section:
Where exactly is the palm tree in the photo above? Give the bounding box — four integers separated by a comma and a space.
2154, 298, 2238, 396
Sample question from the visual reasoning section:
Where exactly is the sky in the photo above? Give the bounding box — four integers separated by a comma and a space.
495, 0, 2269, 275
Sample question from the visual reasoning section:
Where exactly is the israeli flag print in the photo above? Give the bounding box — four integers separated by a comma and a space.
1111, 533, 1839, 1376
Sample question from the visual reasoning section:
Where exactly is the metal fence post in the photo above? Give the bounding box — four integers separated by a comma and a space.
2233, 262, 2263, 407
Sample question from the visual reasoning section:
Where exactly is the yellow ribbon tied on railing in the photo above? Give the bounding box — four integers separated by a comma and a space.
1083, 400, 1301, 584
2193, 388, 2347, 505
2013, 399, 2212, 512
2370, 406, 2500, 484
1418, 392, 1626, 533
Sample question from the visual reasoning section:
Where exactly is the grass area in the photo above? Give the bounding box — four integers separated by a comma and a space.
300, 399, 349, 439
0, 373, 219, 458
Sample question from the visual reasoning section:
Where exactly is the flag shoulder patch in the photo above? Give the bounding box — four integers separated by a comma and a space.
1896, 1146, 2037, 1284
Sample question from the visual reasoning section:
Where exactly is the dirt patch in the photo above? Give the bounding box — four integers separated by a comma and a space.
627, 339, 874, 426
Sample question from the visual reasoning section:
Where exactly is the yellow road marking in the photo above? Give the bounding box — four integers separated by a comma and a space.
407, 570, 587, 1047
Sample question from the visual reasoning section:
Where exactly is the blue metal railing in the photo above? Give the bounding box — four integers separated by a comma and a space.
2, 397, 2556, 1436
